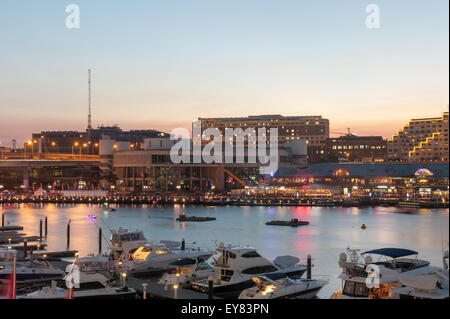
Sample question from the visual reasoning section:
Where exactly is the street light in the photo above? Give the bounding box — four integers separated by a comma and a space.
51, 142, 59, 153
72, 142, 79, 156
24, 141, 32, 159
173, 284, 178, 299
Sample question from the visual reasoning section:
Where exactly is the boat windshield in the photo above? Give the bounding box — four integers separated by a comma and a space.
31, 259, 50, 268
274, 277, 296, 286
112, 232, 145, 242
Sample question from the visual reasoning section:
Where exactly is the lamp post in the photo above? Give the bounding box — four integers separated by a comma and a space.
173, 284, 178, 299
24, 141, 32, 159
51, 142, 58, 153
72, 142, 79, 156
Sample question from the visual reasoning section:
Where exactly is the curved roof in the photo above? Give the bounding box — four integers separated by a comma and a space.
362, 248, 418, 258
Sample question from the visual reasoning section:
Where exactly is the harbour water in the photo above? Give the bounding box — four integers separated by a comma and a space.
2, 204, 449, 299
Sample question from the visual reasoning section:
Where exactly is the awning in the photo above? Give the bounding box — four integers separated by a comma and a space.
362, 248, 418, 258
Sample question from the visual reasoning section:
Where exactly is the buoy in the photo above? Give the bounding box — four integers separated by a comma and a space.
361, 224, 367, 230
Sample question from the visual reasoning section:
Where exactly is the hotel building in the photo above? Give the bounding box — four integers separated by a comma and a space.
198, 115, 330, 162
387, 112, 449, 162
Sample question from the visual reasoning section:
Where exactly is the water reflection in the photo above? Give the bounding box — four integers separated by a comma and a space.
1, 203, 448, 298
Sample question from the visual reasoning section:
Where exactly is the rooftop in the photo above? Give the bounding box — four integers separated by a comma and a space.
275, 163, 449, 178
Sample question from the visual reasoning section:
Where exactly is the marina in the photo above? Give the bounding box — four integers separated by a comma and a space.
0, 203, 448, 299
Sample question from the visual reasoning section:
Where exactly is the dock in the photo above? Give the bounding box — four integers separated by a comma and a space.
0, 226, 24, 232
266, 218, 309, 227
176, 214, 216, 222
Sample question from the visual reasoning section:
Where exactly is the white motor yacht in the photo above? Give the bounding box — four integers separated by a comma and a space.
109, 228, 149, 258
120, 243, 214, 275
191, 243, 307, 299
392, 250, 449, 299
239, 273, 327, 299
331, 247, 430, 299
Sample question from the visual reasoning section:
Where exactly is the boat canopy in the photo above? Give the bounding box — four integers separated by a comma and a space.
362, 248, 418, 258
169, 257, 204, 266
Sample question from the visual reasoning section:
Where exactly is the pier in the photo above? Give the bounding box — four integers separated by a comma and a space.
1, 194, 448, 208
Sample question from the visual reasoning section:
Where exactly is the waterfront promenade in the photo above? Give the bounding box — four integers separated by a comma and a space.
1, 193, 448, 208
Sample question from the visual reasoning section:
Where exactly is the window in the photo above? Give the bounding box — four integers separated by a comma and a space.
76, 281, 106, 291
242, 265, 278, 274
220, 269, 234, 282
241, 251, 261, 258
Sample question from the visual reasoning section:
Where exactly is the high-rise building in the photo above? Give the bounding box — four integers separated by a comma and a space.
387, 112, 449, 162
198, 115, 329, 162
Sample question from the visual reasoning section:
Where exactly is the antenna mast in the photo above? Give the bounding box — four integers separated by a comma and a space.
88, 69, 92, 132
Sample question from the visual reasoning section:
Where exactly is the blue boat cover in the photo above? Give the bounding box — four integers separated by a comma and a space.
169, 257, 204, 266
362, 248, 418, 258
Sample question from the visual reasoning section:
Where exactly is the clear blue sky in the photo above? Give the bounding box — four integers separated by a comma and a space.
0, 0, 448, 146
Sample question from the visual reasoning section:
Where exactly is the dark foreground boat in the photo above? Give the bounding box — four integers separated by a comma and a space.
17, 272, 136, 299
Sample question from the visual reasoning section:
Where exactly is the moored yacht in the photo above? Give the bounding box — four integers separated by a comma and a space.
239, 273, 328, 299
17, 272, 136, 299
120, 243, 214, 275
331, 247, 430, 299
109, 228, 149, 258
191, 243, 307, 299
392, 251, 449, 299
0, 257, 65, 286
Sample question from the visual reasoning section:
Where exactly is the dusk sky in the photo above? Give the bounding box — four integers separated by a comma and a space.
0, 0, 448, 146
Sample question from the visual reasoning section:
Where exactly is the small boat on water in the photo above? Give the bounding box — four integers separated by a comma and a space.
398, 201, 421, 208
265, 219, 309, 227
239, 273, 328, 299
176, 213, 216, 222
17, 272, 136, 299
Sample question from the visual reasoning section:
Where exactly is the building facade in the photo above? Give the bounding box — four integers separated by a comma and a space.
198, 115, 329, 162
387, 112, 449, 162
272, 163, 449, 201
30, 126, 167, 155
112, 138, 306, 192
